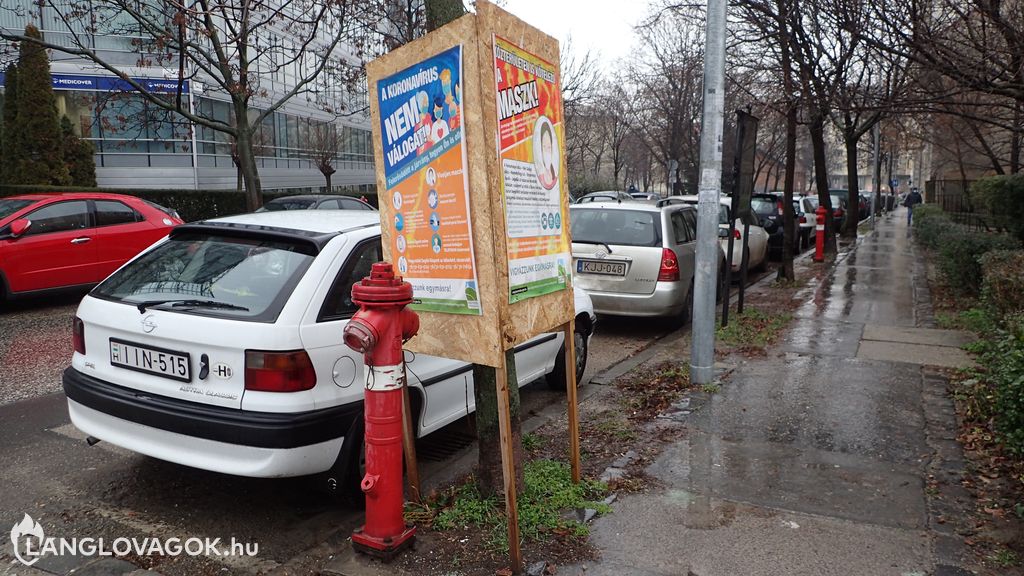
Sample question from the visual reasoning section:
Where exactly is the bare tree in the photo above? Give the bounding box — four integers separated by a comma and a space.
307, 122, 342, 192
1, 0, 374, 210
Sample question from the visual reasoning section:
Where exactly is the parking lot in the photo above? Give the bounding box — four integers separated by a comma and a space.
0, 286, 702, 575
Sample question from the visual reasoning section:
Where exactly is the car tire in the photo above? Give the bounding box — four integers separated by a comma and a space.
317, 414, 366, 507
547, 316, 590, 390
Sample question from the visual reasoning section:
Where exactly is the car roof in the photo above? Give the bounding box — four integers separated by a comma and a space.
571, 201, 690, 213
2, 192, 145, 202
207, 210, 380, 234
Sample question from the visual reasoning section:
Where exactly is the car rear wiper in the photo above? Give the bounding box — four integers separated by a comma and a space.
136, 299, 249, 313
572, 240, 613, 254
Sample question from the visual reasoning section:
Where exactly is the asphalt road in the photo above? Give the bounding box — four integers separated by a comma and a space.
0, 259, 781, 575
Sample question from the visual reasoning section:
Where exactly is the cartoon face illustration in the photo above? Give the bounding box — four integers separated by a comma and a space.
433, 96, 445, 121
416, 91, 430, 117
440, 68, 453, 98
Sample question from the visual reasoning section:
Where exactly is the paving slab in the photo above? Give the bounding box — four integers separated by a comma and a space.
857, 340, 976, 369
862, 324, 976, 347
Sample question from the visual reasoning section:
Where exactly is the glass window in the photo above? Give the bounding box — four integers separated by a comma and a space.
670, 212, 689, 244
340, 198, 372, 211
95, 200, 140, 226
682, 210, 697, 241
0, 199, 34, 220
24, 201, 90, 235
92, 233, 316, 322
570, 209, 660, 247
319, 239, 382, 321
316, 199, 341, 209
751, 198, 776, 216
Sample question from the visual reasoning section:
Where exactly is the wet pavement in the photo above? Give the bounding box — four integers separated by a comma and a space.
569, 209, 981, 576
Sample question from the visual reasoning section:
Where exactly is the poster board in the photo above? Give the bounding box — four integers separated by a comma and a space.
366, 1, 574, 368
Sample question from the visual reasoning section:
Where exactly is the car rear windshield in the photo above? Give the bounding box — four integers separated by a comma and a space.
91, 232, 316, 322
571, 209, 661, 247
259, 198, 314, 211
751, 198, 776, 215
0, 199, 34, 220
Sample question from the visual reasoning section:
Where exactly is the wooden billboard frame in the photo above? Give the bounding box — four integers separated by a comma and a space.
366, 2, 580, 573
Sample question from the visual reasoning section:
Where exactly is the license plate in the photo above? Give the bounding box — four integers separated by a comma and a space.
577, 259, 627, 276
110, 339, 191, 382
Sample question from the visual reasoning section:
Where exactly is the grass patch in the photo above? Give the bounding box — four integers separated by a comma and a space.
717, 307, 792, 352
701, 383, 721, 394
522, 432, 546, 453
426, 460, 609, 552
990, 547, 1019, 567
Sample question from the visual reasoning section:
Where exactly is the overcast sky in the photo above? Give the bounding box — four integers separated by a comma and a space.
501, 0, 645, 68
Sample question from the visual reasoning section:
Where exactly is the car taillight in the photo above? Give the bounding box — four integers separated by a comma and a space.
658, 248, 680, 282
835, 208, 844, 217
73, 317, 85, 354
733, 228, 742, 239
244, 350, 316, 392
799, 215, 807, 224
777, 200, 784, 215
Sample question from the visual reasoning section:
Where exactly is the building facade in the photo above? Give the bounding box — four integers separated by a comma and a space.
0, 1, 376, 193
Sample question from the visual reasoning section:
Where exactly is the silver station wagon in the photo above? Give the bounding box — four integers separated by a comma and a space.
570, 203, 722, 324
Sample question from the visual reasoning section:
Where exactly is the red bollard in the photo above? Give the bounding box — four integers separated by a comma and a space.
813, 205, 827, 262
342, 262, 420, 560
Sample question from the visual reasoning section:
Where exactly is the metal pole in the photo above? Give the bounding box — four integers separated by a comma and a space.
691, 0, 727, 385
871, 122, 880, 228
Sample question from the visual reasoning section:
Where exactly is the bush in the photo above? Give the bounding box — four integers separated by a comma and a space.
912, 204, 950, 249
970, 174, 1024, 243
981, 250, 1024, 321
977, 326, 1024, 455
938, 229, 1020, 295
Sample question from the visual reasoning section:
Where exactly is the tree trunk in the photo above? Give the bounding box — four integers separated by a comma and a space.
324, 171, 333, 193
422, 0, 520, 498
778, 104, 797, 282
808, 115, 837, 254
843, 127, 860, 239
472, 350, 523, 497
236, 123, 263, 211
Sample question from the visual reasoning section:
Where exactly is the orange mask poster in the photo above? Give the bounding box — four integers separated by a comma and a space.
377, 45, 481, 315
493, 36, 570, 303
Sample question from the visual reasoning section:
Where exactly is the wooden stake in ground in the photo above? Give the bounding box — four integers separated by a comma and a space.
401, 364, 421, 504
564, 320, 581, 483
494, 354, 522, 573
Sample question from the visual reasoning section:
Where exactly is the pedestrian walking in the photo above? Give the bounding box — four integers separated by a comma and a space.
903, 188, 923, 225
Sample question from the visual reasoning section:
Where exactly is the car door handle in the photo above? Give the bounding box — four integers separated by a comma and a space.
71, 237, 91, 244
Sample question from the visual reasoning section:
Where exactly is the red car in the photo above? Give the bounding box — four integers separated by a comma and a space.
0, 193, 183, 300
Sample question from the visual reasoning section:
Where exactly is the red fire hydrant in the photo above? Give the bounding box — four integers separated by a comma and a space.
813, 205, 827, 262
343, 262, 419, 560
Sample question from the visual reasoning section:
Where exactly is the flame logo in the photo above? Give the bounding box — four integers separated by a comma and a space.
10, 513, 44, 566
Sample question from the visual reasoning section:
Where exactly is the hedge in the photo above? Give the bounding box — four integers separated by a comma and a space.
980, 250, 1024, 321
0, 185, 376, 222
969, 174, 1024, 243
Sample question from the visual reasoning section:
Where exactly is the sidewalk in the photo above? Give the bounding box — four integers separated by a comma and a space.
565, 209, 981, 576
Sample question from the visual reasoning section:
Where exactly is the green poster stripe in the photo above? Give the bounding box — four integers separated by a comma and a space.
509, 277, 568, 303
410, 296, 482, 316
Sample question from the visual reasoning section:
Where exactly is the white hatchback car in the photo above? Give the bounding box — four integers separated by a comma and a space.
64, 211, 595, 501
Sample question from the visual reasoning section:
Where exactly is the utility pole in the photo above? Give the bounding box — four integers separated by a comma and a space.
871, 122, 880, 228
690, 0, 727, 385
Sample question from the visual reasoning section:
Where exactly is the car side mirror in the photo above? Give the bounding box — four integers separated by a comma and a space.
717, 228, 729, 238
9, 219, 30, 238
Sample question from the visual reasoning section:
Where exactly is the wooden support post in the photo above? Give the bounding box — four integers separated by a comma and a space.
401, 365, 421, 504
494, 355, 522, 574
563, 320, 581, 483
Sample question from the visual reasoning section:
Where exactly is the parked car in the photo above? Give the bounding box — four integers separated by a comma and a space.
673, 195, 770, 273
570, 202, 725, 324
751, 194, 809, 256
257, 195, 376, 212
628, 191, 660, 202
828, 190, 850, 230
574, 190, 636, 204
0, 193, 182, 300
64, 210, 595, 502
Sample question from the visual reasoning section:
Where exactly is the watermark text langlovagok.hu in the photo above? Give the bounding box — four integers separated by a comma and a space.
10, 514, 259, 566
